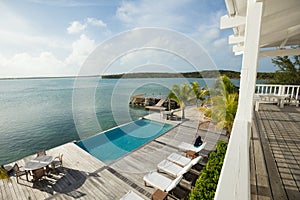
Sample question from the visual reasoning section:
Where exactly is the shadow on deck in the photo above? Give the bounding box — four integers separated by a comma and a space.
251, 104, 300, 200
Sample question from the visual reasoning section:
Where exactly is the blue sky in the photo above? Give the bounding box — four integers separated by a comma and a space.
0, 0, 275, 78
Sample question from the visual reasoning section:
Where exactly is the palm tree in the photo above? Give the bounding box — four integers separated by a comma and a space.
213, 75, 237, 96
199, 75, 238, 135
167, 83, 195, 119
210, 93, 238, 133
190, 81, 209, 106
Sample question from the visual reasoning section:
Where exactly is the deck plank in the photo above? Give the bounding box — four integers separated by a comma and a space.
252, 104, 300, 200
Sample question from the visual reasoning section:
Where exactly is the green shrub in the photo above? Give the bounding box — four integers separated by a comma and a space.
0, 167, 9, 180
189, 141, 228, 200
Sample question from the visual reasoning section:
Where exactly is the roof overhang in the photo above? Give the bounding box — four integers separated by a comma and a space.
221, 0, 300, 56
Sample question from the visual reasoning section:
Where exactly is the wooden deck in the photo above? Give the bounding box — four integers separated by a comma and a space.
251, 104, 300, 200
1, 106, 227, 200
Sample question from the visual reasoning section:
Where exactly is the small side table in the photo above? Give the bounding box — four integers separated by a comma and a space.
186, 150, 196, 159
152, 189, 168, 200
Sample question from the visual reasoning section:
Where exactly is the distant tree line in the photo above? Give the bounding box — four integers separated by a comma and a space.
102, 70, 275, 80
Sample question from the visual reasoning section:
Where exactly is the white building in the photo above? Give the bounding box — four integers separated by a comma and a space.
215, 0, 300, 199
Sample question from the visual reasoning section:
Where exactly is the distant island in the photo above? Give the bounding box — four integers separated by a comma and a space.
102, 70, 275, 80
0, 70, 275, 80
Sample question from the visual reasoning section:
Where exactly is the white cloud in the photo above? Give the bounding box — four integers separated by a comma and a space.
113, 0, 244, 71
0, 2, 66, 54
86, 18, 107, 27
65, 34, 96, 67
0, 30, 69, 53
113, 49, 192, 74
185, 9, 243, 70
67, 21, 86, 34
0, 52, 65, 78
0, 2, 31, 33
213, 38, 227, 48
67, 18, 107, 34
28, 0, 116, 7
198, 26, 220, 42
116, 2, 136, 24
194, 10, 225, 44
0, 0, 271, 77
0, 34, 97, 78
116, 0, 190, 29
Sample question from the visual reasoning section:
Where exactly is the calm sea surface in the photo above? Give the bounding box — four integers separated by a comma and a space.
0, 77, 239, 164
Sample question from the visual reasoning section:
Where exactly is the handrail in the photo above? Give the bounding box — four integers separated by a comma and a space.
255, 84, 300, 99
214, 119, 251, 199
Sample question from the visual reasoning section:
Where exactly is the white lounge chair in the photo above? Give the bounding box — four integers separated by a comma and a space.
157, 156, 202, 177
178, 142, 207, 153
161, 108, 181, 120
157, 160, 192, 178
120, 191, 144, 200
143, 172, 182, 192
167, 153, 191, 167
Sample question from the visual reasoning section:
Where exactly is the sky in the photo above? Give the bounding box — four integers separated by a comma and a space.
0, 0, 275, 78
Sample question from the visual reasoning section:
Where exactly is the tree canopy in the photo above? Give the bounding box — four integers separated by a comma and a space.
167, 83, 195, 119
270, 55, 300, 85
200, 75, 238, 134
190, 81, 209, 106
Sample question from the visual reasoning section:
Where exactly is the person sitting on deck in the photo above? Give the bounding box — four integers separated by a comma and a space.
194, 136, 203, 147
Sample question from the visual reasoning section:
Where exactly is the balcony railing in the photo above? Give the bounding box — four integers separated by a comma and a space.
215, 84, 300, 199
255, 84, 300, 99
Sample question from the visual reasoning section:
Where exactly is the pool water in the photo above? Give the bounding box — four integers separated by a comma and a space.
76, 119, 173, 164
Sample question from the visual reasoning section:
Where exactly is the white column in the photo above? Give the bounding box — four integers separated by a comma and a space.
236, 0, 263, 122
215, 0, 263, 199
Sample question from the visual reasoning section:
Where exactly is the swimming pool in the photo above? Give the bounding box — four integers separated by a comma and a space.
76, 119, 173, 164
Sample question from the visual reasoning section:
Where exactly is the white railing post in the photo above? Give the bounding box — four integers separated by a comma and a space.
295, 86, 300, 99
278, 85, 282, 95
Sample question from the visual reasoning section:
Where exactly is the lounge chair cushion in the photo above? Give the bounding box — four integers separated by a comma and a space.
158, 157, 198, 178
120, 191, 144, 200
143, 172, 182, 192
178, 142, 206, 153
167, 153, 191, 167
157, 160, 184, 177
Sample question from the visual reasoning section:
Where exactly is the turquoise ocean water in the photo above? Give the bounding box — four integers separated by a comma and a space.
0, 77, 239, 165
